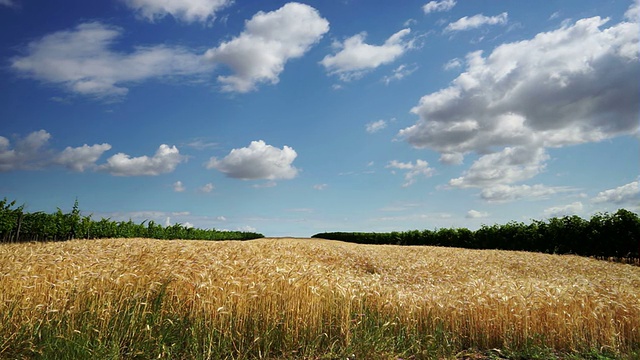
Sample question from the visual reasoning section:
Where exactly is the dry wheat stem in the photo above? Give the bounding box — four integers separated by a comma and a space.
1, 238, 639, 352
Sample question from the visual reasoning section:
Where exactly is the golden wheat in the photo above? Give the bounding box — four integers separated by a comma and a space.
1, 238, 639, 356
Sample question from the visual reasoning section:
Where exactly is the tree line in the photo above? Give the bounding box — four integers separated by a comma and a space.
0, 198, 264, 242
312, 209, 640, 261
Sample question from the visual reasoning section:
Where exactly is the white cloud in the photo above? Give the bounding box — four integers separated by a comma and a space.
480, 184, 570, 203
423, 0, 456, 14
99, 144, 186, 176
206, 140, 298, 180
199, 183, 215, 193
449, 146, 549, 188
204, 2, 329, 92
401, 17, 639, 153
626, 0, 639, 21
382, 64, 418, 84
0, 130, 115, 173
96, 210, 210, 231
237, 225, 257, 233
544, 201, 584, 217
11, 22, 209, 100
439, 152, 463, 165
0, 130, 188, 177
55, 143, 112, 172
445, 12, 508, 32
121, 0, 232, 24
386, 159, 435, 187
216, 216, 227, 221
400, 15, 639, 199
17, 130, 50, 153
321, 28, 414, 81
0, 130, 51, 171
96, 210, 167, 223
313, 183, 328, 190
592, 181, 639, 204
365, 119, 387, 133
173, 180, 186, 192
404, 19, 417, 27
466, 209, 489, 219
443, 58, 462, 70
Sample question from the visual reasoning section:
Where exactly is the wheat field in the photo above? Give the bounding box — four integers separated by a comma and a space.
1, 238, 639, 358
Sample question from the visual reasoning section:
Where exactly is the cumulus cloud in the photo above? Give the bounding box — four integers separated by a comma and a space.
17, 130, 50, 153
365, 119, 387, 133
206, 140, 298, 180
173, 181, 186, 192
0, 130, 115, 173
386, 159, 435, 187
445, 12, 508, 32
423, 0, 455, 14
439, 152, 464, 165
55, 143, 112, 172
0, 130, 52, 171
592, 181, 639, 204
199, 183, 215, 193
313, 183, 328, 190
466, 209, 489, 219
121, 0, 232, 24
449, 146, 549, 188
544, 201, 584, 217
321, 28, 415, 81
401, 16, 639, 154
626, 0, 639, 21
204, 2, 329, 92
10, 22, 209, 100
399, 13, 639, 200
449, 147, 579, 202
99, 144, 185, 176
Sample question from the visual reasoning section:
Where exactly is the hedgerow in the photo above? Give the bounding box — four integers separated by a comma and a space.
0, 198, 263, 242
313, 209, 640, 260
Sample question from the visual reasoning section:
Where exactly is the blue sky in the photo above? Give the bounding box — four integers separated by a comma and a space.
1, 0, 638, 237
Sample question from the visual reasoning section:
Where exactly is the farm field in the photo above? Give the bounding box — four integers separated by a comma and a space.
1, 238, 639, 359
